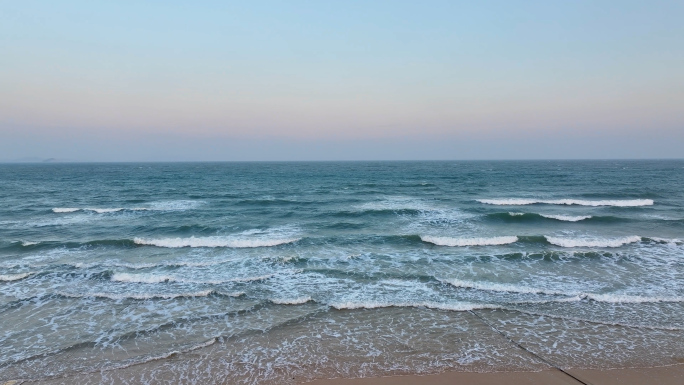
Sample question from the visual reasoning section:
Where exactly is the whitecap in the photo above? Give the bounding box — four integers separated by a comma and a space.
508, 212, 526, 216
478, 198, 653, 207
111, 273, 176, 284
0, 273, 32, 282
111, 272, 276, 284
545, 235, 641, 248
540, 214, 592, 222
133, 236, 300, 248
84, 208, 125, 213
52, 207, 80, 213
270, 296, 313, 305
421, 235, 518, 247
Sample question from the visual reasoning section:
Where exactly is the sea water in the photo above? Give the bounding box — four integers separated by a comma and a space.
0, 161, 683, 384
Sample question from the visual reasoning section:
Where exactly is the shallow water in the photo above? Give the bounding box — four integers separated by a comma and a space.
1, 160, 683, 383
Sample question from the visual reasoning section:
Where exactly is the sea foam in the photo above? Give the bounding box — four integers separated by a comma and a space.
270, 296, 313, 305
478, 199, 653, 207
52, 208, 80, 213
0, 273, 32, 282
330, 301, 498, 311
444, 278, 565, 296
421, 235, 518, 247
540, 214, 592, 222
545, 235, 641, 248
133, 236, 300, 248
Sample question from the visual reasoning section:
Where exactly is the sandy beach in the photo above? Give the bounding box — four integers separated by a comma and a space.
305, 365, 684, 385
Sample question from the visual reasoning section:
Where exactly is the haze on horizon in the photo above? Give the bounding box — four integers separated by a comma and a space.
1, 1, 683, 161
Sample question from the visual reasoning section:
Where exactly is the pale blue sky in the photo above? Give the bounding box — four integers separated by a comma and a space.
1, 1, 682, 160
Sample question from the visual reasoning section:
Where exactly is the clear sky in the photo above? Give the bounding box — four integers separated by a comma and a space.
1, 1, 682, 161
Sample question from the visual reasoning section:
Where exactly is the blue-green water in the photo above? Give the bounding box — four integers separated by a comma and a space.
1, 161, 683, 384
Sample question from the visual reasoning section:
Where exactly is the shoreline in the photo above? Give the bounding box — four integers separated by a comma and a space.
303, 364, 684, 385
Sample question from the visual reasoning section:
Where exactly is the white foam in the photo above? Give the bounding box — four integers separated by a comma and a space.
540, 214, 592, 222
111, 273, 176, 284
478, 199, 653, 207
52, 208, 80, 213
133, 236, 300, 248
584, 293, 684, 304
508, 212, 525, 216
85, 208, 125, 213
21, 241, 39, 246
270, 296, 313, 305
649, 237, 684, 245
545, 235, 641, 248
0, 273, 32, 282
444, 278, 565, 296
231, 273, 276, 282
62, 290, 216, 300
421, 235, 518, 247
330, 301, 498, 311
111, 272, 275, 284
147, 200, 205, 211
356, 196, 431, 211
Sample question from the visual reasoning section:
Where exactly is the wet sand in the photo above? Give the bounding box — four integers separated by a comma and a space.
304, 364, 684, 385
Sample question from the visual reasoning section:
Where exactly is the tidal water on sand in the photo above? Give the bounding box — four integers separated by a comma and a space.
1, 161, 683, 384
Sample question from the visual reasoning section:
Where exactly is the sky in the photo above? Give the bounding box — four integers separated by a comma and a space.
1, 1, 683, 161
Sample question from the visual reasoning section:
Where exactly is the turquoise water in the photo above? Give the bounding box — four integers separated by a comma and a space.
1, 161, 683, 384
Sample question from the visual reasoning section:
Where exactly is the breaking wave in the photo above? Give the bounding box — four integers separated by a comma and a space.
270, 296, 313, 305
443, 278, 565, 296
478, 198, 654, 207
133, 236, 301, 248
421, 235, 518, 247
329, 301, 499, 311
111, 272, 277, 284
539, 214, 592, 222
545, 235, 641, 248
0, 273, 32, 282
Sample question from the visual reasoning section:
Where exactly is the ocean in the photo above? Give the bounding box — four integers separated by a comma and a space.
1, 160, 683, 384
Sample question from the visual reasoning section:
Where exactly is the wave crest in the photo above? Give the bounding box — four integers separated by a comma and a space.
478, 199, 653, 207
52, 208, 80, 213
540, 214, 592, 222
421, 235, 518, 247
545, 235, 641, 248
444, 278, 565, 296
133, 236, 300, 248
270, 296, 313, 305
0, 273, 32, 282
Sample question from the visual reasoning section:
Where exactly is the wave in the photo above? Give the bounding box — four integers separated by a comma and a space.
52, 208, 80, 213
270, 296, 313, 305
133, 236, 301, 248
443, 278, 684, 304
52, 201, 204, 214
111, 272, 277, 284
583, 293, 684, 304
111, 273, 176, 284
421, 235, 518, 247
539, 214, 592, 222
545, 235, 641, 248
59, 290, 218, 300
330, 301, 499, 311
443, 278, 565, 296
0, 272, 32, 282
478, 198, 654, 207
